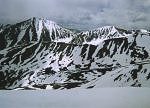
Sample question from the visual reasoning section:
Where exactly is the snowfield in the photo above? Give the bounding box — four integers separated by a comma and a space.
0, 88, 150, 108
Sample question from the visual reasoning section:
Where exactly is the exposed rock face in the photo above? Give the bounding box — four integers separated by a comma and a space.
0, 18, 150, 90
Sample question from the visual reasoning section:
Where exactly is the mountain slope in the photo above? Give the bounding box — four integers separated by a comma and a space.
0, 18, 75, 50
0, 18, 150, 90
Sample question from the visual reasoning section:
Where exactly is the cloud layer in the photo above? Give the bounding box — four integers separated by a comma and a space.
0, 0, 150, 30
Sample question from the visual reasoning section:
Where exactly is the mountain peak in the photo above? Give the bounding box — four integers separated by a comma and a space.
31, 17, 60, 41
32, 17, 57, 25
1, 18, 150, 89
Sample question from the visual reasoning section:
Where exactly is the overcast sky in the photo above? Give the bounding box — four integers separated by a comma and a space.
0, 0, 150, 30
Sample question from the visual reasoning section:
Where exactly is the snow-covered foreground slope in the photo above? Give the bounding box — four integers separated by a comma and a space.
0, 18, 150, 89
0, 88, 150, 108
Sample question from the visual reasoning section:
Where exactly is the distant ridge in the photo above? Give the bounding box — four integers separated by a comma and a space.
0, 17, 150, 90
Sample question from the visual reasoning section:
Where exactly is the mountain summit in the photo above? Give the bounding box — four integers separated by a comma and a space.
0, 18, 150, 90
0, 18, 75, 50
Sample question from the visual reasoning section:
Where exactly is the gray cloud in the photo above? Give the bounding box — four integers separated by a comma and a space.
0, 0, 150, 30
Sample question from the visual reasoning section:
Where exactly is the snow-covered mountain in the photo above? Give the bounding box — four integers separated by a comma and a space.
71, 26, 133, 45
0, 17, 150, 90
0, 18, 75, 50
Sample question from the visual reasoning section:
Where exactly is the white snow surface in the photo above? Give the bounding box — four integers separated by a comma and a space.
0, 88, 150, 108
54, 37, 72, 43
140, 29, 150, 34
32, 18, 75, 43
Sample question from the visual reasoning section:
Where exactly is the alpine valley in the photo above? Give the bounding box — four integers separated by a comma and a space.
0, 17, 150, 90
